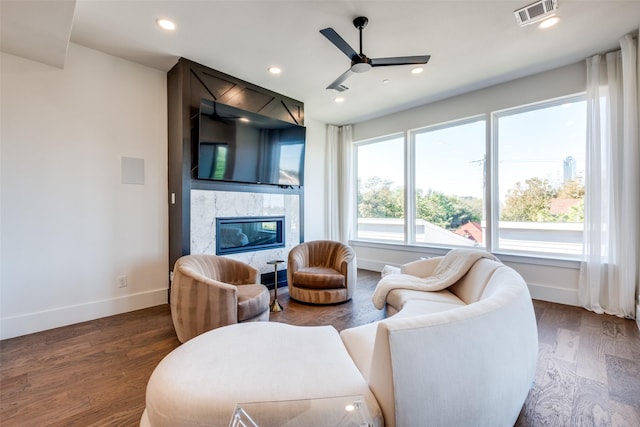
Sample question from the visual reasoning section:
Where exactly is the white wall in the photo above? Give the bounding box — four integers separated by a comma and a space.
351, 61, 587, 307
301, 116, 327, 241
1, 43, 168, 339
353, 61, 586, 141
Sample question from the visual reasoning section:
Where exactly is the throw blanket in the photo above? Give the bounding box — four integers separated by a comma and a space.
372, 249, 501, 309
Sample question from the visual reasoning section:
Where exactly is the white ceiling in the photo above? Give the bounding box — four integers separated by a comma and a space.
2, 1, 639, 125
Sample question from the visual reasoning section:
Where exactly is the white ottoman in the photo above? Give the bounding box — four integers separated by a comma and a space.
141, 322, 383, 427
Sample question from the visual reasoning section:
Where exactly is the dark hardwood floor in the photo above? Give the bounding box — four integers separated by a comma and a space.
1, 269, 639, 426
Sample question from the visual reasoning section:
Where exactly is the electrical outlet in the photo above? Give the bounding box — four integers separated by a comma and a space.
117, 275, 128, 288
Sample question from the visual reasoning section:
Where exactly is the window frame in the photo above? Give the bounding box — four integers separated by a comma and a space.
353, 132, 406, 243
350, 93, 587, 261
408, 115, 487, 249
491, 93, 586, 259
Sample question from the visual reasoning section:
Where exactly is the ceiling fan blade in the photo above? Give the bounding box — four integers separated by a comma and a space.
326, 69, 353, 92
320, 28, 359, 61
370, 55, 431, 67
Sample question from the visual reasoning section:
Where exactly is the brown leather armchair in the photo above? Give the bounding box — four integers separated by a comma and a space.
287, 240, 357, 304
170, 255, 270, 342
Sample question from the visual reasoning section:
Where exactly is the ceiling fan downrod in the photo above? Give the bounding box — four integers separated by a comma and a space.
351, 16, 371, 72
353, 16, 368, 56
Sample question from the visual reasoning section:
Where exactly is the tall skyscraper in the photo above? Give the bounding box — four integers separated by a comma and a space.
563, 156, 576, 182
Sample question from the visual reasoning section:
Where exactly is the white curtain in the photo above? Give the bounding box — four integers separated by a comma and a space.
580, 32, 639, 320
325, 124, 354, 242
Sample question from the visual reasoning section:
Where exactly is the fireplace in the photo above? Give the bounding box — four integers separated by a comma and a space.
191, 190, 299, 274
216, 216, 285, 255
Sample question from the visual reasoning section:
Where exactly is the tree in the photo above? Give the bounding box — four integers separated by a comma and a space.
557, 178, 585, 199
357, 177, 481, 230
416, 190, 481, 229
555, 198, 584, 222
501, 176, 585, 223
416, 190, 451, 228
501, 177, 555, 222
554, 177, 585, 222
358, 176, 404, 218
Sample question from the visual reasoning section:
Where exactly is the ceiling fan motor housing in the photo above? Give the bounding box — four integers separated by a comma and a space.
351, 56, 372, 73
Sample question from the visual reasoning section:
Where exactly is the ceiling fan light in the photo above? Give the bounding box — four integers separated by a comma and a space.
351, 62, 372, 73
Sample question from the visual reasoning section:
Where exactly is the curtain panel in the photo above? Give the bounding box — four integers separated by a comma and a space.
579, 31, 639, 320
325, 124, 353, 243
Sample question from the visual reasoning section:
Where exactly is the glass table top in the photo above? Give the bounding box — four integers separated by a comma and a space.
229, 395, 375, 427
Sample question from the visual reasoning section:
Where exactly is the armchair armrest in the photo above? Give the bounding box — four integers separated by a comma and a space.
170, 266, 239, 341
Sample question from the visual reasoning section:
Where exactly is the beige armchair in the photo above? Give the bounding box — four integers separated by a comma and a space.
170, 255, 270, 342
287, 240, 356, 304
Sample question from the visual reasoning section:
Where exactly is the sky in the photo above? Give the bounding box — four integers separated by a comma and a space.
356, 98, 586, 201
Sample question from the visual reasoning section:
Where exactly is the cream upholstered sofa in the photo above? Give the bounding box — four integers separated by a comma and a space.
340, 252, 538, 426
142, 250, 537, 427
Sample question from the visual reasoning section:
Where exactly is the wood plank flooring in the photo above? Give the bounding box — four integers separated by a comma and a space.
1, 269, 639, 426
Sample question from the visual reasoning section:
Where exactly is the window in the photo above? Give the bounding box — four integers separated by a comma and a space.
412, 118, 486, 247
355, 135, 405, 242
493, 97, 586, 256
352, 94, 587, 259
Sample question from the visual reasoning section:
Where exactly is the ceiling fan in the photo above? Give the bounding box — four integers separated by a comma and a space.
320, 16, 431, 92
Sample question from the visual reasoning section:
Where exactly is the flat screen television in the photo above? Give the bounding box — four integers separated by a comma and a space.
193, 99, 306, 186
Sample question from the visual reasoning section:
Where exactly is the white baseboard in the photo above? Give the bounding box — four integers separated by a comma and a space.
0, 289, 168, 340
520, 282, 579, 307
357, 258, 394, 272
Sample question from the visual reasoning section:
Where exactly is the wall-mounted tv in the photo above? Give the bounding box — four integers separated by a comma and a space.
193, 99, 306, 186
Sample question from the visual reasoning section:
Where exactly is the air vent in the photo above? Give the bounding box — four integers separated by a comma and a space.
514, 0, 558, 26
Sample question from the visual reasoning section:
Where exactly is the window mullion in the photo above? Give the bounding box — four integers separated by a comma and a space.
488, 112, 499, 252
405, 130, 415, 245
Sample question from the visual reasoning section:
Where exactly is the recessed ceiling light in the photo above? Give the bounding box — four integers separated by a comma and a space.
382, 79, 390, 84
157, 18, 176, 31
268, 66, 282, 75
538, 16, 559, 29
411, 67, 424, 74
334, 97, 345, 103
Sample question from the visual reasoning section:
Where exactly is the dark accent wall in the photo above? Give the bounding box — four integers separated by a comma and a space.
167, 58, 305, 271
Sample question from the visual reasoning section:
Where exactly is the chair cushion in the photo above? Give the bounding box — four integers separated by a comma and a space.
386, 288, 465, 313
237, 284, 269, 321
293, 267, 345, 289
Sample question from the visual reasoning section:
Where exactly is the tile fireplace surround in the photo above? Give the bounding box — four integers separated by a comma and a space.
190, 189, 300, 274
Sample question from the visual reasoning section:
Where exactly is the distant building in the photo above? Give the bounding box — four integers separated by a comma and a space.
454, 221, 483, 243
550, 198, 582, 215
563, 156, 576, 182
